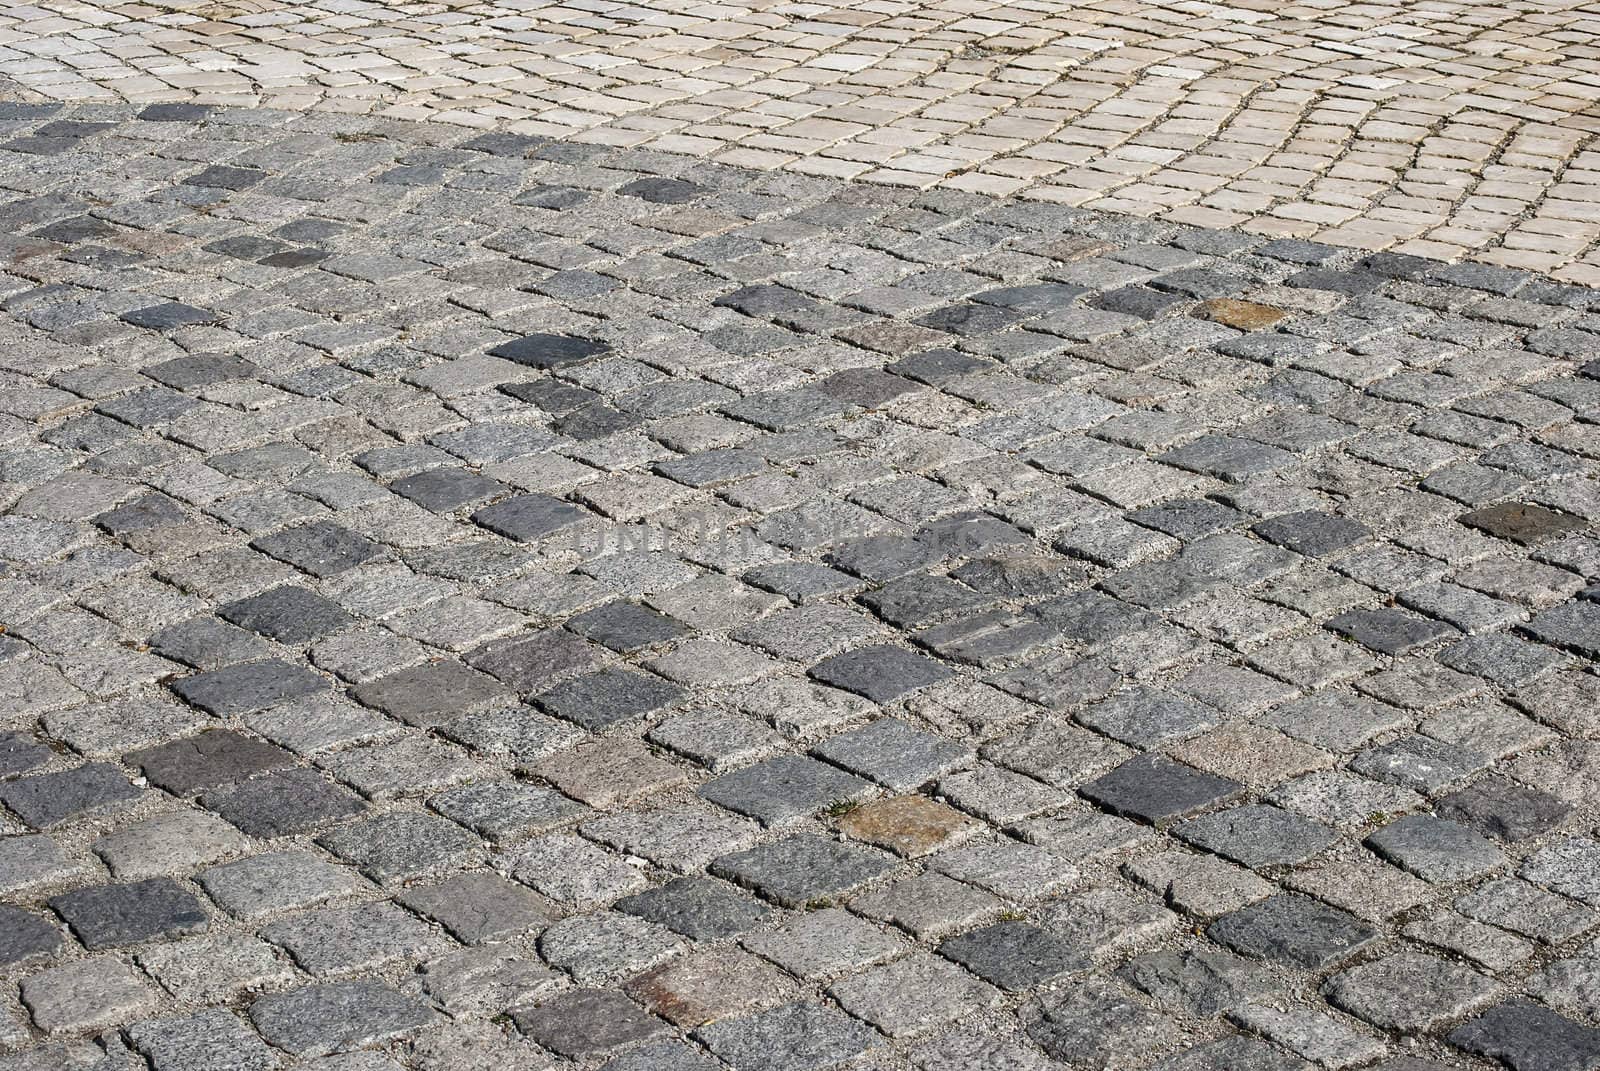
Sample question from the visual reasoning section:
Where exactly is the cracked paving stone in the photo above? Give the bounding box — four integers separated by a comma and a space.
1207, 894, 1378, 969
127, 729, 293, 796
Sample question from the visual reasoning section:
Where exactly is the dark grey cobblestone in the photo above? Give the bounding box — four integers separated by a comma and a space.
0, 104, 1597, 1069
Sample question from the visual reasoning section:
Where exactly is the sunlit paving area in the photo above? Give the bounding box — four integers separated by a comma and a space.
2, 1, 1600, 1069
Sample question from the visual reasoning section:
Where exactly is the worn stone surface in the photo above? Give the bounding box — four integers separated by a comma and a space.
0, 96, 1598, 1071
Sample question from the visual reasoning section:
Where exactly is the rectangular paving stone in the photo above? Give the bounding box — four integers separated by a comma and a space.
50, 878, 209, 949
710, 834, 895, 908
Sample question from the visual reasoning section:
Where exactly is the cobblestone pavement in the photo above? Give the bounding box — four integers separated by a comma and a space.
3, 1, 1600, 279
5, 101, 1600, 1071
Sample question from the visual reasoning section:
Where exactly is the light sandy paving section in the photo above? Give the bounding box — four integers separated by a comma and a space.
2, 0, 1599, 280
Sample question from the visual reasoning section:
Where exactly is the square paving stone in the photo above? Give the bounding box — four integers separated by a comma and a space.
127, 1007, 280, 1071
351, 660, 510, 726
808, 644, 954, 702
938, 919, 1089, 991
741, 907, 903, 981
1462, 503, 1588, 546
535, 667, 685, 731
473, 493, 588, 541
1173, 804, 1337, 869
203, 766, 366, 837
514, 988, 666, 1057
566, 600, 690, 652
136, 934, 296, 1003
710, 834, 895, 908
836, 794, 979, 858
810, 718, 974, 791
50, 878, 209, 949
617, 877, 772, 940
1350, 734, 1487, 793
198, 850, 364, 919
170, 658, 329, 715
251, 521, 383, 577
399, 871, 557, 944
148, 616, 271, 670
1078, 687, 1218, 747
1365, 814, 1508, 882
219, 585, 354, 644
318, 812, 484, 884
1080, 754, 1243, 826
0, 835, 83, 895
627, 947, 796, 1028
261, 900, 446, 976
1522, 602, 1600, 660
851, 871, 1005, 940
391, 467, 505, 512
699, 755, 875, 826
127, 729, 293, 795
1126, 943, 1275, 1018
122, 302, 219, 330
1449, 1000, 1600, 1071
0, 762, 142, 828
696, 1001, 879, 1071
0, 905, 62, 966
466, 628, 605, 692
534, 738, 687, 808
489, 333, 609, 369
1326, 608, 1458, 655
21, 956, 157, 1036
429, 779, 588, 842
249, 980, 436, 1057
1252, 511, 1371, 556
1437, 777, 1572, 841
1151, 1036, 1311, 1071
830, 950, 1000, 1039
1325, 950, 1501, 1033
1025, 979, 1183, 1068
91, 809, 252, 880
1207, 893, 1377, 969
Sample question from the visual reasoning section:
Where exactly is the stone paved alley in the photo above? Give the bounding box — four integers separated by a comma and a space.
3, 3, 1600, 1071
